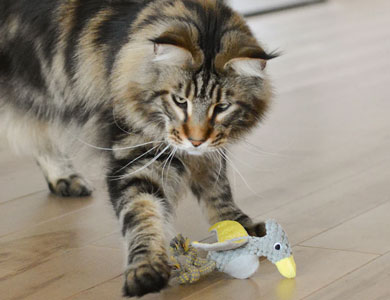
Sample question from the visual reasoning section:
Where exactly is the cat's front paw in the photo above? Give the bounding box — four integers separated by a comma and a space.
245, 221, 267, 237
123, 256, 171, 298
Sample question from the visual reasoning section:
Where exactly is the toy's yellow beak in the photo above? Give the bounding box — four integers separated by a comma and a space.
275, 256, 296, 279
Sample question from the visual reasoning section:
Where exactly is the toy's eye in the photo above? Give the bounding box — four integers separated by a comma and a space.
214, 103, 231, 114
274, 243, 281, 250
172, 95, 188, 108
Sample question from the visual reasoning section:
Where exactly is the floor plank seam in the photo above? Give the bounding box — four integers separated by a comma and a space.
279, 52, 390, 93
63, 274, 123, 300
45, 239, 124, 260
291, 198, 390, 247
252, 157, 390, 221
0, 189, 46, 206
86, 230, 121, 248
0, 201, 100, 241
299, 254, 383, 300
296, 244, 381, 256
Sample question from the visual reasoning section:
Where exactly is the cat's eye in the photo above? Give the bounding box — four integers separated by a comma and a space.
172, 95, 187, 109
214, 103, 231, 114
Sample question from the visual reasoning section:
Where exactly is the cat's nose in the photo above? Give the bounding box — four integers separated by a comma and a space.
188, 137, 205, 147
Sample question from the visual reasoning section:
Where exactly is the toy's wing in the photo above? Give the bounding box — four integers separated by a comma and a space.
209, 221, 249, 243
191, 221, 250, 252
192, 236, 248, 252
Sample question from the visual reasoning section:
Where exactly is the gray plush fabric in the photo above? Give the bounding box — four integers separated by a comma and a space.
208, 220, 292, 270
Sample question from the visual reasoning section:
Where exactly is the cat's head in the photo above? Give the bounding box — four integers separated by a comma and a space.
112, 0, 276, 155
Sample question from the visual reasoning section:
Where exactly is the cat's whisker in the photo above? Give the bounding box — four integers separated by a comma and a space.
163, 147, 178, 192
242, 141, 287, 157
167, 147, 178, 178
168, 147, 178, 172
110, 145, 170, 181
75, 137, 163, 152
161, 146, 175, 193
222, 147, 272, 172
112, 109, 133, 135
217, 149, 258, 197
217, 149, 235, 188
114, 145, 161, 174
213, 152, 224, 190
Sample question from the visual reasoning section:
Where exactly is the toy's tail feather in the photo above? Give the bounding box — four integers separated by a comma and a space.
169, 234, 216, 285
170, 234, 198, 265
170, 234, 190, 254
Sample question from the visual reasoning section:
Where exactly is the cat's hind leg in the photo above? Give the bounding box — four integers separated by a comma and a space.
36, 150, 93, 197
2, 111, 93, 197
34, 126, 93, 197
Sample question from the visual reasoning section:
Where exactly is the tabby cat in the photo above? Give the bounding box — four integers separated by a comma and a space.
0, 0, 276, 297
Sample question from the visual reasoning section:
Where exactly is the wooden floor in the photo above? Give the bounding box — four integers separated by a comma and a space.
1, 0, 390, 299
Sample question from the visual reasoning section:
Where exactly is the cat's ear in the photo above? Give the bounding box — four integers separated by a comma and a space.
226, 57, 267, 78
151, 30, 201, 67
152, 43, 193, 66
217, 46, 278, 78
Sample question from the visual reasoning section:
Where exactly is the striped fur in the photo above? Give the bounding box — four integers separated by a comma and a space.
1, 0, 275, 297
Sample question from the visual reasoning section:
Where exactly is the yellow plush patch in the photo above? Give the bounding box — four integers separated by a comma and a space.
209, 220, 249, 244
184, 237, 190, 252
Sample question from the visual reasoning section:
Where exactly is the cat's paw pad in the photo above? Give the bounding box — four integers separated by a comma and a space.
48, 174, 92, 197
123, 257, 171, 297
245, 221, 267, 237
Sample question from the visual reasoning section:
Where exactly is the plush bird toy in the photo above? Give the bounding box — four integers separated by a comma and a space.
169, 220, 296, 285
